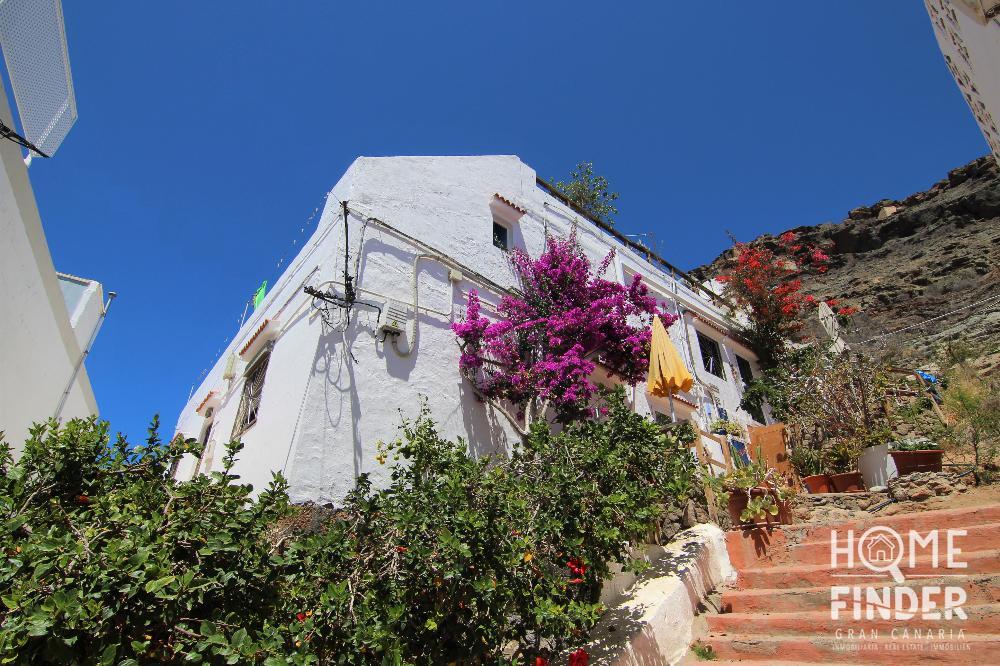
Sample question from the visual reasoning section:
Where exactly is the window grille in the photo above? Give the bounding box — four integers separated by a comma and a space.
233, 350, 270, 437
493, 220, 509, 251
697, 331, 725, 379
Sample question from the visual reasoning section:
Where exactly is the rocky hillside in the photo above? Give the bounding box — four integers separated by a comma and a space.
692, 156, 1000, 373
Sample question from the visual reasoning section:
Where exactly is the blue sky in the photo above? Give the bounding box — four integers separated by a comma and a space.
22, 1, 988, 442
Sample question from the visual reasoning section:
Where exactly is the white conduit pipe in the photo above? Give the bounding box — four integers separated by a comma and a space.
393, 254, 436, 357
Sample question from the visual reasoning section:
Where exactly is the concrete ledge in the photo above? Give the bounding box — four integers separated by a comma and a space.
582, 524, 736, 665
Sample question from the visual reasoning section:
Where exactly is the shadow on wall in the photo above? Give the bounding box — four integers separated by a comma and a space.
283, 231, 522, 503
458, 378, 511, 460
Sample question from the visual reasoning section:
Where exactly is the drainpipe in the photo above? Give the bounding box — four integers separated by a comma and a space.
53, 291, 116, 421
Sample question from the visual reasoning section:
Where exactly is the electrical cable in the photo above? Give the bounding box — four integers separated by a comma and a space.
854, 292, 1000, 345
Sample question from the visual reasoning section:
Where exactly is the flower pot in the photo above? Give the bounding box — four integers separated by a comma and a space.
802, 473, 833, 494
727, 488, 792, 526
890, 450, 943, 476
828, 471, 864, 493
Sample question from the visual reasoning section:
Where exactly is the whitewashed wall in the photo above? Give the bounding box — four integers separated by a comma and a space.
926, 0, 1000, 164
0, 85, 100, 454
173, 156, 762, 503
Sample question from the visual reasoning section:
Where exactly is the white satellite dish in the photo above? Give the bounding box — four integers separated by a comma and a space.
0, 0, 77, 157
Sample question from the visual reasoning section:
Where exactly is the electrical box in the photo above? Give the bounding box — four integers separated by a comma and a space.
222, 354, 237, 380
379, 299, 409, 335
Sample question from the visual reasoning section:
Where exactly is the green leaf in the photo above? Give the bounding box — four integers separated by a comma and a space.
144, 575, 176, 594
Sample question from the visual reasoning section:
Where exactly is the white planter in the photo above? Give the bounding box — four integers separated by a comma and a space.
860, 443, 897, 489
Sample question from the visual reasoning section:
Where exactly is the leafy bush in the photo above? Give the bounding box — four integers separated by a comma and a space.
1, 389, 697, 664
0, 418, 290, 665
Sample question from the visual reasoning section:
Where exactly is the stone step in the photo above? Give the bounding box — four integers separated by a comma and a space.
724, 505, 1000, 571
737, 548, 1000, 589
721, 573, 1000, 613
707, 603, 1000, 635
792, 504, 1000, 545
701, 632, 1000, 663
774, 522, 1000, 567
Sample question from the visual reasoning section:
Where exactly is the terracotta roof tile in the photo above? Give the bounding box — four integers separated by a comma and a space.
494, 193, 527, 214
240, 319, 270, 356
195, 390, 216, 414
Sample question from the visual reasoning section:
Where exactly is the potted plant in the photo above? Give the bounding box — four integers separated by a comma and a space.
825, 441, 864, 492
724, 454, 795, 526
889, 437, 943, 476
790, 445, 831, 493
709, 418, 744, 439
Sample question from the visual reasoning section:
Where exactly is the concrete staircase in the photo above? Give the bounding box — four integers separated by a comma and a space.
697, 504, 1000, 664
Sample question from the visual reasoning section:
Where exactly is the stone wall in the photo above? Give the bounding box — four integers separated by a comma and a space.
887, 470, 973, 502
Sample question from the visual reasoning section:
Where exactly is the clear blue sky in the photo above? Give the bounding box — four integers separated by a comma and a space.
24, 1, 988, 443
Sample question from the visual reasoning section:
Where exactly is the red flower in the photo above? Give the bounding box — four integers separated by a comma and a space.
296, 612, 307, 622
395, 546, 408, 553
534, 657, 549, 666
568, 648, 589, 666
75, 494, 89, 504
837, 306, 858, 316
804, 295, 816, 304
567, 558, 587, 576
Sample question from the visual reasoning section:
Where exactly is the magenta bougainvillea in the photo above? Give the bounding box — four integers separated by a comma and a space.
453, 232, 675, 430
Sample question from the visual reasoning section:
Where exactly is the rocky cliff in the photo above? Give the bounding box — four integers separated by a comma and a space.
692, 156, 1000, 372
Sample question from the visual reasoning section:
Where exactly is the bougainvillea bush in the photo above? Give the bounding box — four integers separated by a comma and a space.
454, 232, 676, 432
715, 231, 835, 369
0, 388, 699, 665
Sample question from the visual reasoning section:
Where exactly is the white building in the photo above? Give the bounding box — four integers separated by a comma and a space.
0, 83, 108, 453
926, 0, 1000, 164
173, 156, 763, 503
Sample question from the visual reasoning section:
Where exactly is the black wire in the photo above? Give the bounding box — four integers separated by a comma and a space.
0, 119, 49, 158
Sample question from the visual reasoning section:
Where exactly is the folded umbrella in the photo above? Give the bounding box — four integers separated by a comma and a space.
647, 315, 694, 416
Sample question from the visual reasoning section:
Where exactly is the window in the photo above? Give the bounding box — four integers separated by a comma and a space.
192, 419, 215, 476
697, 331, 725, 379
492, 220, 509, 251
735, 354, 765, 423
233, 349, 270, 437
735, 355, 754, 388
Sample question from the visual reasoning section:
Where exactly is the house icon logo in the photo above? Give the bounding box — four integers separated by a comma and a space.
857, 526, 906, 582
865, 534, 896, 563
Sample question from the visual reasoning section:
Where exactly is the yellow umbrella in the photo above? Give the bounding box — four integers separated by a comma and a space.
647, 315, 694, 419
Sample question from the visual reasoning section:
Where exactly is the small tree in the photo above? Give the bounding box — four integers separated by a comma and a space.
716, 232, 838, 369
553, 162, 620, 224
941, 367, 1000, 484
760, 348, 892, 475
453, 232, 675, 434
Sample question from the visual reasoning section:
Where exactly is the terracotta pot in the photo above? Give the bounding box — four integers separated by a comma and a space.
829, 471, 864, 493
890, 450, 943, 476
727, 488, 793, 526
802, 473, 833, 494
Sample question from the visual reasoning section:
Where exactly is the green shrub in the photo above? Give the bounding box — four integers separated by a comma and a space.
0, 388, 696, 664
